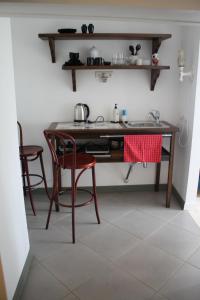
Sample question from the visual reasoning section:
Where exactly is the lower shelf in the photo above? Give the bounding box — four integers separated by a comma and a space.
94, 147, 170, 163
62, 64, 170, 92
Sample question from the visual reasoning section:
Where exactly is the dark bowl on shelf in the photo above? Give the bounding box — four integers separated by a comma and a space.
104, 61, 111, 65
58, 28, 77, 33
69, 52, 79, 60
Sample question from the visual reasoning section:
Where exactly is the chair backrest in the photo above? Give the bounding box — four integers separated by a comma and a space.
17, 121, 23, 148
44, 130, 76, 170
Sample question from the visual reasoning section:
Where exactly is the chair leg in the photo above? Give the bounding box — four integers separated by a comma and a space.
92, 166, 100, 224
23, 157, 36, 216
21, 160, 27, 196
46, 196, 54, 229
71, 169, 76, 243
39, 153, 50, 198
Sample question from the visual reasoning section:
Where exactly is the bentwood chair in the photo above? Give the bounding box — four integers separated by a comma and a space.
44, 130, 100, 243
17, 122, 49, 215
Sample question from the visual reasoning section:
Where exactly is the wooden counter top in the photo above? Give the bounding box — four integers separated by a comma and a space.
48, 121, 178, 138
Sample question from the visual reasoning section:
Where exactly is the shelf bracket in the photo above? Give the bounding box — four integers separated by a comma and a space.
48, 38, 56, 63
152, 38, 162, 54
72, 69, 76, 92
151, 69, 160, 91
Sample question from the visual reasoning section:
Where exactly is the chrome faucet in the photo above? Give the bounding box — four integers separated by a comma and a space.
149, 110, 160, 125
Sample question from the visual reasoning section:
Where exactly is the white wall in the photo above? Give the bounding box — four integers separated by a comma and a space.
173, 26, 200, 207
11, 16, 181, 187
0, 18, 30, 300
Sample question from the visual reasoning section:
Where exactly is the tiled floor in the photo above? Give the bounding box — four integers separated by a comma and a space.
22, 190, 200, 300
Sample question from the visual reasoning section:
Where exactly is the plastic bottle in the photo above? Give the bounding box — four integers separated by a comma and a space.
113, 104, 119, 123
121, 109, 127, 123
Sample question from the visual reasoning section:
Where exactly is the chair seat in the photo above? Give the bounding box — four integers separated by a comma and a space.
20, 145, 43, 157
58, 153, 96, 169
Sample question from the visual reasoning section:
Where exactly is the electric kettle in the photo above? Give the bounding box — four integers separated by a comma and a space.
74, 103, 90, 122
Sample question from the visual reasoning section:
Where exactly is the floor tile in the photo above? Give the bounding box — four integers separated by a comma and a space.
160, 263, 200, 300
53, 208, 107, 240
138, 195, 181, 221
169, 211, 200, 235
73, 264, 154, 300
97, 192, 138, 222
62, 293, 80, 300
187, 246, 200, 269
80, 223, 139, 261
116, 242, 182, 290
42, 243, 112, 290
147, 224, 200, 260
23, 190, 200, 300
29, 225, 73, 261
150, 294, 168, 300
112, 210, 165, 239
21, 259, 69, 300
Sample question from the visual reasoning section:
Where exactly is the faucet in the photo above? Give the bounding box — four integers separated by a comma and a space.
149, 110, 160, 125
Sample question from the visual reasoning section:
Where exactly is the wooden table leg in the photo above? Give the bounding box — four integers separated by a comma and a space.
166, 133, 175, 208
155, 162, 161, 192
52, 136, 60, 212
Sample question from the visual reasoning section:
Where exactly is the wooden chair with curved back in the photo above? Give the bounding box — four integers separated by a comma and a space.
44, 130, 100, 243
17, 122, 49, 215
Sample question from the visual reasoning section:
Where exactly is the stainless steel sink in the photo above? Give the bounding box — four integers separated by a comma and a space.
124, 121, 168, 128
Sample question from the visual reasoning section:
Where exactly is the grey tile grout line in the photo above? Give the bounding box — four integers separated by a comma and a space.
151, 293, 171, 300
143, 228, 200, 262
33, 205, 190, 265
28, 203, 200, 265
26, 195, 200, 296
76, 219, 200, 294
39, 234, 157, 296
167, 219, 200, 237
77, 238, 158, 294
28, 256, 72, 298
37, 212, 200, 284
59, 291, 81, 300
155, 261, 192, 299
184, 248, 200, 270
36, 256, 75, 293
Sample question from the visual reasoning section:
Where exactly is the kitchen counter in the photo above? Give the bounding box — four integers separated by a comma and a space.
49, 120, 178, 138
47, 121, 179, 208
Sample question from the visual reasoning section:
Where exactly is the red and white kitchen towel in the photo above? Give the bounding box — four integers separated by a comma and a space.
124, 135, 162, 163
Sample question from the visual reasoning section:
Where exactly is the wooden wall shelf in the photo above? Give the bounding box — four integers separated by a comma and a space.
38, 33, 171, 63
38, 32, 171, 91
62, 64, 170, 92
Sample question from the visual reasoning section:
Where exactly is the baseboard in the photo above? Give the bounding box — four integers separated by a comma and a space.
34, 184, 184, 208
34, 184, 167, 194
13, 251, 33, 300
95, 184, 167, 192
172, 185, 185, 210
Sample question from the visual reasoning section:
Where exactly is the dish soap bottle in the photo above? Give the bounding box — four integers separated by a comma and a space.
113, 104, 119, 123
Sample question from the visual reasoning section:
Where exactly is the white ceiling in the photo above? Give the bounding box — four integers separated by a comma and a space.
1, 0, 200, 10
0, 2, 200, 25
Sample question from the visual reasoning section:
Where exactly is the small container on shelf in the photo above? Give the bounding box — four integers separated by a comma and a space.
88, 24, 94, 34
112, 104, 119, 123
121, 109, 128, 123
81, 24, 87, 34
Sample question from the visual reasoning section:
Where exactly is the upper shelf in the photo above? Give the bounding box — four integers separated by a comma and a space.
38, 33, 171, 40
38, 32, 172, 63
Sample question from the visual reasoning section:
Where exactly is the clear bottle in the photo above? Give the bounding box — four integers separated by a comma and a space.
113, 104, 119, 123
